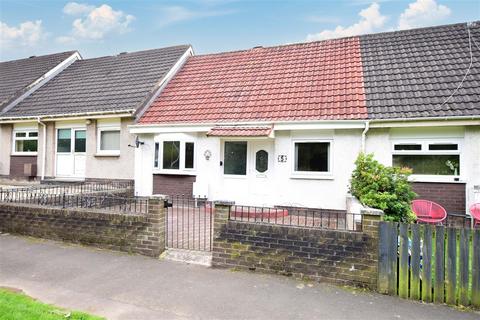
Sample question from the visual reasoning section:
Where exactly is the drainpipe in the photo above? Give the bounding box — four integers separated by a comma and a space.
361, 121, 370, 153
37, 117, 46, 180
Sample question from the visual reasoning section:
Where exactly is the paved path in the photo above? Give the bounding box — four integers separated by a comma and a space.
0, 234, 478, 320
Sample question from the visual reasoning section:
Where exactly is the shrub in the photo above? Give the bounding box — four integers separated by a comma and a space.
350, 153, 416, 222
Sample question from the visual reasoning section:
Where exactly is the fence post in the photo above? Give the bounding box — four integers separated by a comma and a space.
140, 195, 167, 257
213, 201, 234, 239
361, 207, 384, 291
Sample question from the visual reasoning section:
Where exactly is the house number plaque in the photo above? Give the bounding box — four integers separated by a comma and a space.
277, 155, 287, 163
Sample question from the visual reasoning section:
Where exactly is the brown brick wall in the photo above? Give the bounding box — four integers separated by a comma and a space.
9, 155, 37, 177
0, 199, 166, 257
412, 182, 466, 214
152, 174, 196, 197
212, 213, 380, 288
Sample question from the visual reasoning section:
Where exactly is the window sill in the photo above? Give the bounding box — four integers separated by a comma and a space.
11, 153, 38, 156
290, 173, 334, 180
408, 176, 466, 184
153, 169, 196, 176
94, 152, 120, 157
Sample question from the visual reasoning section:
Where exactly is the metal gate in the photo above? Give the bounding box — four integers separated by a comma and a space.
165, 195, 213, 252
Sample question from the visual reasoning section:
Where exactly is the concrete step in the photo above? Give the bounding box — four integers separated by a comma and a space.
160, 248, 212, 267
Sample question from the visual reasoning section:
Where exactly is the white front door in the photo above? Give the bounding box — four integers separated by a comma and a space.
248, 140, 274, 205
56, 128, 86, 178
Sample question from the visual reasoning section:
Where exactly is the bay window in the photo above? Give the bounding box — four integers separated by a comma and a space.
13, 130, 38, 154
154, 140, 195, 172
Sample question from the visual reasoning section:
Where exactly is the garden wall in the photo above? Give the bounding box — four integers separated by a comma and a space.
0, 196, 166, 257
212, 203, 383, 289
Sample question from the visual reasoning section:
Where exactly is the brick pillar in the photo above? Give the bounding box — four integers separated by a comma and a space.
140, 195, 166, 257
361, 207, 384, 290
213, 201, 234, 239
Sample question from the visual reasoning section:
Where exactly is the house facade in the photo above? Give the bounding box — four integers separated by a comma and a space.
0, 46, 193, 182
131, 22, 480, 216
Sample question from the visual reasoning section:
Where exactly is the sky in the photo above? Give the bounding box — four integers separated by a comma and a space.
0, 0, 479, 61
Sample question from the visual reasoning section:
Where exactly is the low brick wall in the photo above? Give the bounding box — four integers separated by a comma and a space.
212, 203, 382, 289
0, 196, 166, 257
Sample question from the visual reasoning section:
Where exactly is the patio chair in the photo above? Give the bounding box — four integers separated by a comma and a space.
411, 200, 447, 224
469, 203, 480, 228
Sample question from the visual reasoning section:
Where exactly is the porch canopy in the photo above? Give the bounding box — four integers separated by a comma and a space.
206, 126, 273, 137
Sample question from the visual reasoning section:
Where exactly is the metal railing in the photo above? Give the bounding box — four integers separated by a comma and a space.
0, 180, 133, 196
0, 184, 147, 215
229, 205, 362, 231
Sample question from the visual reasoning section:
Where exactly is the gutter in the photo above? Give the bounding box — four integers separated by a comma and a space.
37, 117, 46, 180
361, 121, 370, 153
0, 109, 135, 123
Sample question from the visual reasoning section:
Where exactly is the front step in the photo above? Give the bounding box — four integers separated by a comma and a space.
161, 248, 212, 267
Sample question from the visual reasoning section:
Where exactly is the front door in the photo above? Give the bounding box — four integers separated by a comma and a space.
56, 128, 86, 178
249, 140, 274, 205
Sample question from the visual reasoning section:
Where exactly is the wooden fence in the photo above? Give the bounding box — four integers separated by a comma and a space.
378, 221, 480, 308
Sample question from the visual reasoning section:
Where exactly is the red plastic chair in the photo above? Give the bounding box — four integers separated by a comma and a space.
470, 203, 480, 228
411, 200, 447, 224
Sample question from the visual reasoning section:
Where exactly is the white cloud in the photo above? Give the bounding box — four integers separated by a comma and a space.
0, 20, 45, 48
398, 0, 451, 30
158, 5, 234, 27
59, 3, 134, 41
306, 3, 387, 41
63, 2, 95, 16
55, 35, 76, 44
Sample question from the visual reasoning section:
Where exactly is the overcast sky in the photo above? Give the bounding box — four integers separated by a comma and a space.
1, 0, 479, 61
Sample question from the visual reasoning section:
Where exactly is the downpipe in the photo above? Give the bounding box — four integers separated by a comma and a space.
361, 121, 370, 153
37, 117, 46, 180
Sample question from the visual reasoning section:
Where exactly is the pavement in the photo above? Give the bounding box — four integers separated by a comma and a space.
0, 234, 478, 320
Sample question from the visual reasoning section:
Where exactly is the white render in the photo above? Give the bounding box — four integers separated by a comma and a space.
132, 120, 480, 213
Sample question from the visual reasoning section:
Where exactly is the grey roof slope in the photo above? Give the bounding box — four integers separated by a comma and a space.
2, 45, 190, 118
360, 22, 480, 119
0, 51, 76, 111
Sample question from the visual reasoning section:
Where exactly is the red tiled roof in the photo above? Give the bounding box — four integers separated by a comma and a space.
206, 126, 272, 137
139, 37, 368, 124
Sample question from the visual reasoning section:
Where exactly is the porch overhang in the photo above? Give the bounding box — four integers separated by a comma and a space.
206, 126, 274, 138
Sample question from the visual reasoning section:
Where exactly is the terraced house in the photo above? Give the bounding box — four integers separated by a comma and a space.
131, 22, 480, 217
0, 45, 192, 182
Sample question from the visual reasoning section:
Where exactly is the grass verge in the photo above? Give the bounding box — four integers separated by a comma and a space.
0, 288, 103, 320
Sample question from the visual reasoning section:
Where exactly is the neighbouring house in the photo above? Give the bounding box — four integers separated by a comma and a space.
0, 51, 81, 178
130, 22, 480, 216
0, 45, 193, 182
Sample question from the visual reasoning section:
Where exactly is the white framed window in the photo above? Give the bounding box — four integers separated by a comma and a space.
97, 127, 121, 155
391, 139, 462, 181
153, 140, 195, 173
12, 130, 38, 155
291, 139, 333, 179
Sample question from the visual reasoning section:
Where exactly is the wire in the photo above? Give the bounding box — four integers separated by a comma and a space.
439, 24, 474, 107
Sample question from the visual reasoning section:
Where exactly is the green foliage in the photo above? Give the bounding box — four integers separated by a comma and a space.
350, 153, 417, 223
0, 289, 103, 320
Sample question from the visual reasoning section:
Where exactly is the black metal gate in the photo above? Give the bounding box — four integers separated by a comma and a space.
165, 196, 213, 252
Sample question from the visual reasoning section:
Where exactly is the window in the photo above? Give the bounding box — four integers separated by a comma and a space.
74, 130, 86, 153
13, 131, 38, 154
57, 129, 71, 153
392, 141, 461, 176
294, 142, 330, 173
224, 141, 247, 175
255, 150, 268, 173
185, 142, 195, 169
163, 141, 180, 170
100, 130, 120, 151
153, 140, 195, 172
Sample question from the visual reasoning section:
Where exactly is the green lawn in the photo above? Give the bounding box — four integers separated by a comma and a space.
0, 288, 103, 320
